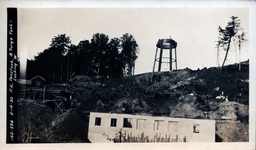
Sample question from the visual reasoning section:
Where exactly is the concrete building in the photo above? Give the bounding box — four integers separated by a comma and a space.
88, 112, 215, 143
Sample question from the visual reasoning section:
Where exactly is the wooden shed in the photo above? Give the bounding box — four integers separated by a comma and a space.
31, 75, 46, 86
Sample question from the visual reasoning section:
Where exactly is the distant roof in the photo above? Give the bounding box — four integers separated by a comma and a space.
31, 75, 46, 81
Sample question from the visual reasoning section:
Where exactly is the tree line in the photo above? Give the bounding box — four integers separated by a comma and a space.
27, 33, 139, 84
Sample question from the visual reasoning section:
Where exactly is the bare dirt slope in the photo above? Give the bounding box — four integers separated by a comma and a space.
17, 60, 249, 142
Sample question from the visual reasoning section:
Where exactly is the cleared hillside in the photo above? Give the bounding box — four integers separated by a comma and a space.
17, 60, 249, 142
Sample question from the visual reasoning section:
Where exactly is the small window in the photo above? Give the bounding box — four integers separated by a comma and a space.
95, 117, 101, 126
123, 118, 132, 128
168, 121, 178, 132
110, 118, 117, 127
154, 120, 164, 130
193, 124, 200, 133
136, 119, 146, 129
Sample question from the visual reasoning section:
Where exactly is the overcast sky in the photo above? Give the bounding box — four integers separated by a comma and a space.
18, 8, 249, 75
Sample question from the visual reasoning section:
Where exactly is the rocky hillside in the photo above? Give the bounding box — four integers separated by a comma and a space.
17, 60, 249, 142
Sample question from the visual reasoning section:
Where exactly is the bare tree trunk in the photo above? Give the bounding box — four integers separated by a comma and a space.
98, 53, 101, 77
222, 37, 232, 67
52, 72, 55, 85
239, 40, 241, 71
60, 65, 63, 83
132, 64, 135, 76
217, 45, 219, 67
67, 58, 69, 81
70, 61, 73, 78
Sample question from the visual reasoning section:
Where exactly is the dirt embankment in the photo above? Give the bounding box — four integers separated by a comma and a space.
17, 101, 89, 143
17, 61, 249, 142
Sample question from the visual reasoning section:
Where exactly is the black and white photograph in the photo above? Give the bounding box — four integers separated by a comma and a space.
1, 1, 256, 150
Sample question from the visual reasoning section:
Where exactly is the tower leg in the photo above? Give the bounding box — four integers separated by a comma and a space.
158, 48, 163, 72
170, 45, 172, 71
175, 47, 177, 70
153, 47, 158, 74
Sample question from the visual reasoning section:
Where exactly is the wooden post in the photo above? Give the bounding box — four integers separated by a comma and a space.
43, 86, 46, 102
119, 130, 122, 143
33, 91, 35, 100
23, 89, 25, 99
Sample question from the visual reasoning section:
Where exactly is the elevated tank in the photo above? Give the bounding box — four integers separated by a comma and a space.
153, 38, 178, 73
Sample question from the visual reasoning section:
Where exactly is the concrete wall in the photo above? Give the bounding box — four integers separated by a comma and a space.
88, 112, 215, 143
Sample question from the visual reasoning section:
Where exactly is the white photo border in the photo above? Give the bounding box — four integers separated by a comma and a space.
0, 0, 255, 150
